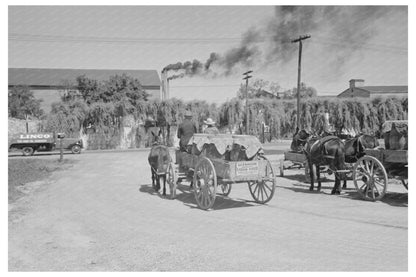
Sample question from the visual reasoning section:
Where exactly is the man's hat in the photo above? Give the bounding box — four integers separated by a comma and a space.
203, 118, 216, 126
184, 111, 193, 118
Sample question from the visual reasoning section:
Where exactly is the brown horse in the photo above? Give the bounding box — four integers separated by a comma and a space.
292, 129, 347, 194
304, 136, 347, 194
147, 137, 172, 196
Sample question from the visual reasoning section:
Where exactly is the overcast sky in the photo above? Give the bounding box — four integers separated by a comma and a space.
8, 5, 408, 103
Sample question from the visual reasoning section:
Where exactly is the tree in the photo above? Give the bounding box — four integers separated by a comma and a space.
8, 86, 44, 119
283, 82, 317, 99
236, 78, 282, 99
101, 74, 149, 105
76, 75, 101, 104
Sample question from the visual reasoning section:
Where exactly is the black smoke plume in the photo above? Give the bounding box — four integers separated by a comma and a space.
163, 6, 401, 80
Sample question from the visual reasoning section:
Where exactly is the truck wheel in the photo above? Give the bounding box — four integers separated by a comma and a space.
22, 147, 34, 156
71, 145, 81, 154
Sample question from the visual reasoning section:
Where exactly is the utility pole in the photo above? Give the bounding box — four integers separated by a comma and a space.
243, 70, 253, 135
291, 34, 311, 130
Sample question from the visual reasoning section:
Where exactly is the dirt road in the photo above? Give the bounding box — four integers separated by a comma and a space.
8, 149, 408, 271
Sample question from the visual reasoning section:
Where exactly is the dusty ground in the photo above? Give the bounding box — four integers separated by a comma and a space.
8, 147, 408, 271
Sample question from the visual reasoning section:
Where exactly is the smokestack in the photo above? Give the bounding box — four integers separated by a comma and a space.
166, 79, 170, 99
161, 70, 170, 100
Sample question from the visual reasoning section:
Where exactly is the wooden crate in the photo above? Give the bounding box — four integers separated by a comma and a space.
212, 158, 270, 181
383, 150, 407, 164
364, 149, 384, 161
284, 151, 306, 163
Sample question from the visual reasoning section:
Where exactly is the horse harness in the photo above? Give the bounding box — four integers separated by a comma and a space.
308, 136, 340, 161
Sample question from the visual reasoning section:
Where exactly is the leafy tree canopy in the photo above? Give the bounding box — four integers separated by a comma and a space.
74, 74, 149, 105
8, 85, 44, 119
283, 82, 317, 99
237, 78, 281, 99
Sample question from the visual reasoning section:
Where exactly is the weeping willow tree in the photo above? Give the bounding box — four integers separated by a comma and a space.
43, 84, 407, 148
40, 99, 88, 137
218, 96, 408, 140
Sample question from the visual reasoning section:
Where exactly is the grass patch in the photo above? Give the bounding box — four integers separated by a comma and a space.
8, 158, 75, 203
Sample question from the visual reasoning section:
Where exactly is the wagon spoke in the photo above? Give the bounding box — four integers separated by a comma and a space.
363, 184, 369, 197
355, 171, 365, 180
370, 182, 376, 199
359, 183, 367, 191
197, 189, 203, 200
259, 183, 264, 201
370, 161, 375, 176
263, 182, 272, 193
364, 160, 370, 173
255, 183, 260, 199
372, 183, 380, 195
253, 182, 259, 196
204, 193, 210, 207
357, 164, 366, 172
262, 183, 269, 200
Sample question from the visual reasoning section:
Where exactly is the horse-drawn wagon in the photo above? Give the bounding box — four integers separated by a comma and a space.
352, 121, 408, 201
165, 134, 276, 210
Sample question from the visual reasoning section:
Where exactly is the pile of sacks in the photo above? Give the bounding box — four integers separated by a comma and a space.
382, 120, 408, 150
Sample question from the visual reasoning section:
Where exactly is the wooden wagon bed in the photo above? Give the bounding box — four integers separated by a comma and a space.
167, 133, 276, 210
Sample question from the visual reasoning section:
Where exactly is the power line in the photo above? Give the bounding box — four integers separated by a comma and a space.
312, 35, 407, 51
9, 33, 407, 49
9, 33, 407, 54
170, 84, 240, 88
8, 33, 244, 44
310, 40, 407, 55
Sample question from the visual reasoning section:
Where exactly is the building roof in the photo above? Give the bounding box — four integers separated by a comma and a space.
255, 89, 280, 98
359, 86, 408, 94
338, 85, 408, 97
8, 68, 161, 88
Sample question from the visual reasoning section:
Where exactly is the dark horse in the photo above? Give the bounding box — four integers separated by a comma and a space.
147, 136, 172, 196
292, 129, 346, 194
344, 134, 379, 163
292, 129, 379, 192
342, 134, 379, 189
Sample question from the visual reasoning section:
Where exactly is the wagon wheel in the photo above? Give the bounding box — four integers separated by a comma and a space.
166, 162, 177, 199
193, 157, 217, 210
248, 157, 276, 204
353, 156, 388, 201
219, 183, 232, 197
401, 178, 408, 190
304, 160, 317, 183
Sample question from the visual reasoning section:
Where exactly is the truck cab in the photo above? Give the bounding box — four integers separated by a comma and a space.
8, 132, 83, 156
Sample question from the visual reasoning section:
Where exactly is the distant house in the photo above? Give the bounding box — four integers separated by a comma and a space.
337, 79, 407, 98
8, 68, 161, 113
254, 89, 283, 99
